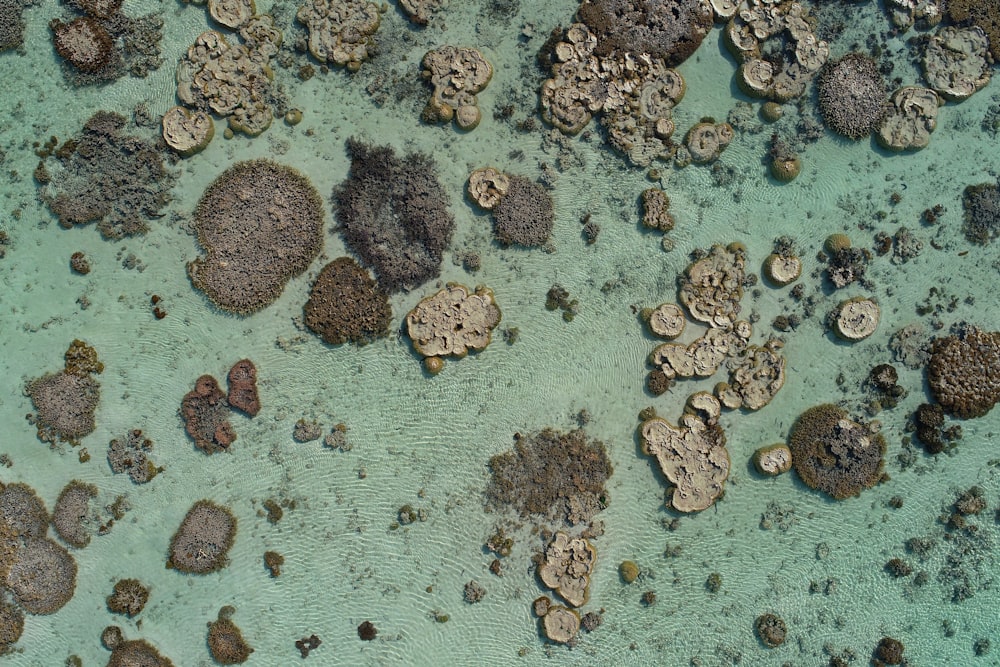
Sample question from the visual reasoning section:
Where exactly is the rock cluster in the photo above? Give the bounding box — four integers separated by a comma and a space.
421, 46, 493, 130
539, 22, 688, 165
334, 139, 454, 293
486, 428, 612, 526
927, 327, 1000, 419
189, 159, 324, 315
176, 22, 283, 137
640, 396, 730, 512
818, 53, 887, 140
788, 404, 886, 500
304, 257, 391, 346
725, 0, 828, 102
405, 284, 502, 365
26, 340, 103, 445
38, 111, 173, 239
922, 26, 992, 101
537, 532, 596, 608
167, 500, 237, 574
296, 0, 381, 71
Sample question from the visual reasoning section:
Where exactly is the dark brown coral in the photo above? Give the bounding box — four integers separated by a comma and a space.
226, 359, 260, 417
927, 327, 1000, 419
180, 375, 235, 454
303, 257, 392, 346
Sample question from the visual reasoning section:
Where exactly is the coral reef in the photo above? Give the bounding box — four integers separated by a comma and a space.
52, 480, 97, 548
640, 397, 729, 512
264, 550, 284, 577
208, 0, 255, 29
161, 106, 214, 157
961, 180, 1000, 244
831, 297, 880, 342
106, 578, 149, 617
538, 531, 595, 607
106, 638, 174, 666
398, 0, 444, 25
296, 0, 381, 70
541, 605, 580, 644
679, 121, 734, 165
645, 303, 685, 339
177, 25, 283, 136
822, 235, 870, 289
946, 0, 1000, 61
181, 375, 236, 454
885, 0, 943, 31
927, 327, 1000, 418
26, 340, 104, 445
6, 537, 78, 614
467, 167, 510, 210
678, 243, 746, 327
719, 340, 786, 410
725, 0, 828, 101
490, 175, 554, 247
650, 324, 752, 381
189, 159, 323, 315
762, 252, 801, 286
0, 0, 29, 52
817, 54, 887, 140
51, 17, 115, 73
753, 444, 792, 475
922, 26, 991, 101
227, 359, 260, 417
421, 46, 493, 130
577, 0, 713, 66
167, 499, 237, 574
641, 188, 675, 232
303, 257, 391, 346
0, 600, 23, 655
334, 139, 454, 293
0, 482, 49, 543
754, 613, 786, 648
38, 111, 173, 239
787, 404, 886, 500
406, 284, 501, 363
877, 87, 941, 152
207, 606, 253, 664
486, 428, 612, 526
108, 429, 160, 483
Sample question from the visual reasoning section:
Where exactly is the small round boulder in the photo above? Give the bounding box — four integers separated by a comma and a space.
755, 613, 787, 648
762, 253, 801, 286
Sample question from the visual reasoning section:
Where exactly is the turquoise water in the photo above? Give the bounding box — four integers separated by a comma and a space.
2, 0, 999, 665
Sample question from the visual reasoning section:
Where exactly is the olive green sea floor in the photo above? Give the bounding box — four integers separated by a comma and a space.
1, 0, 1000, 665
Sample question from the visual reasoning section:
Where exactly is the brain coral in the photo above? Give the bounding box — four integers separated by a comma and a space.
167, 499, 237, 574
303, 257, 392, 346
927, 327, 1000, 419
491, 175, 555, 247
788, 404, 886, 500
334, 139, 455, 293
577, 0, 713, 67
818, 53, 887, 140
188, 159, 324, 315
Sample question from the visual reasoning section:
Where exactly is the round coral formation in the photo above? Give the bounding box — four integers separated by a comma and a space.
167, 499, 238, 574
207, 607, 253, 664
181, 375, 236, 454
755, 613, 787, 648
770, 155, 801, 183
753, 444, 793, 476
26, 371, 101, 445
106, 578, 150, 617
646, 303, 685, 339
787, 404, 886, 500
762, 253, 801, 286
108, 429, 160, 483
832, 297, 880, 341
0, 483, 50, 542
188, 159, 324, 315
6, 537, 78, 614
542, 605, 581, 644
52, 480, 97, 548
491, 175, 555, 247
467, 167, 510, 211
619, 560, 640, 584
0, 600, 24, 654
334, 139, 454, 293
577, 0, 713, 67
421, 46, 493, 131
51, 17, 115, 73
162, 106, 215, 157
296, 0, 381, 69
405, 284, 502, 360
927, 327, 1000, 419
818, 53, 888, 140
304, 257, 392, 346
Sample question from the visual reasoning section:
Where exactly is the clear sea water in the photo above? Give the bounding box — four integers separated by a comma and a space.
2, 0, 999, 665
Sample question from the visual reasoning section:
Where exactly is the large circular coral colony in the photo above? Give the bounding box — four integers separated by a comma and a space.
3, 0, 1000, 663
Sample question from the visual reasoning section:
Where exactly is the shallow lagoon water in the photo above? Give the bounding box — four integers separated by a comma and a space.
1, 0, 999, 665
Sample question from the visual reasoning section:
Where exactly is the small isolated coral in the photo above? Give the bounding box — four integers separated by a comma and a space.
38, 111, 173, 239
167, 499, 237, 574
226, 359, 260, 417
817, 53, 887, 140
26, 340, 104, 445
334, 139, 454, 293
787, 404, 886, 500
755, 613, 787, 648
106, 578, 150, 617
303, 257, 391, 346
207, 606, 253, 664
927, 327, 1000, 419
188, 159, 324, 315
107, 429, 160, 483
961, 180, 1000, 245
486, 428, 612, 526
